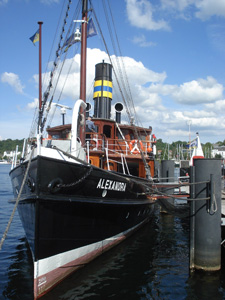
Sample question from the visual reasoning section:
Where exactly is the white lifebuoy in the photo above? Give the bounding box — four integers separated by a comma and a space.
129, 140, 143, 154
92, 134, 98, 150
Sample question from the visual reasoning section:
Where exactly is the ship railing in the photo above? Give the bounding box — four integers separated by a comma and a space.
107, 138, 156, 157
85, 133, 156, 157
105, 143, 130, 175
174, 175, 190, 194
85, 133, 103, 151
85, 134, 130, 174
11, 145, 19, 169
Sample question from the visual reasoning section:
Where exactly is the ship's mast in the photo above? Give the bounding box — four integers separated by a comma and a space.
38, 21, 43, 115
79, 0, 88, 145
37, 21, 43, 152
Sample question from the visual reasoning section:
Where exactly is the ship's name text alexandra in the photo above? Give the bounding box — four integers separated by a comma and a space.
96, 178, 126, 192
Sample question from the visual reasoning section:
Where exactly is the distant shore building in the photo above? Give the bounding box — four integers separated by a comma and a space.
3, 150, 21, 159
211, 145, 225, 159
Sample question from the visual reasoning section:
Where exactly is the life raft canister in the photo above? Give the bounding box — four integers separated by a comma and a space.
129, 140, 143, 154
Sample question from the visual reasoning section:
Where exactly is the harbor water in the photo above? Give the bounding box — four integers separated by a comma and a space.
1, 164, 225, 299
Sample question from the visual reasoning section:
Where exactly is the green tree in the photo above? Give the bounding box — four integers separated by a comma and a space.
0, 139, 24, 157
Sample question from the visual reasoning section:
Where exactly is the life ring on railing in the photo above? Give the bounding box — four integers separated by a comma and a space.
92, 134, 98, 150
129, 140, 143, 154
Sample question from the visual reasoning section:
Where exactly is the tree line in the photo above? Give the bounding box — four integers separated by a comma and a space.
0, 139, 24, 159
156, 138, 225, 160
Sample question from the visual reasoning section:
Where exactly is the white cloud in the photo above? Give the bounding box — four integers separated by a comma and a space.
133, 102, 225, 142
195, 0, 225, 20
161, 0, 225, 20
125, 0, 170, 31
40, 0, 60, 4
27, 98, 39, 110
183, 109, 216, 118
38, 48, 109, 102
163, 0, 225, 20
148, 76, 223, 105
120, 73, 224, 142
149, 83, 177, 95
38, 48, 166, 105
0, 0, 8, 5
207, 23, 225, 55
205, 99, 225, 112
131, 34, 157, 47
161, 0, 195, 12
171, 77, 223, 104
0, 0, 60, 6
131, 0, 225, 25
112, 55, 167, 85
1, 72, 25, 94
24, 49, 225, 143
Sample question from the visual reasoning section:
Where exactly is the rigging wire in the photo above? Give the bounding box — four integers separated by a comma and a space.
42, 0, 68, 87
90, 2, 131, 124
105, 0, 148, 133
47, 42, 81, 128
104, 0, 134, 115
40, 0, 82, 132
100, 0, 142, 129
32, 0, 152, 153
91, 1, 147, 130
29, 0, 74, 139
93, 0, 151, 178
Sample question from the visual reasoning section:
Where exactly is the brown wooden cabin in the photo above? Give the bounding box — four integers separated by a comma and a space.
46, 118, 156, 178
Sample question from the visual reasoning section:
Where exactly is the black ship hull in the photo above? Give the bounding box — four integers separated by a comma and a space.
10, 155, 155, 298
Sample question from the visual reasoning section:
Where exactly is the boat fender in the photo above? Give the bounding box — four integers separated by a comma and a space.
48, 178, 63, 193
129, 140, 143, 154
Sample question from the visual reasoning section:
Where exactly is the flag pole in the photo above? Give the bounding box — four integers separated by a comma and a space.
38, 21, 43, 115
37, 21, 43, 152
79, 0, 88, 146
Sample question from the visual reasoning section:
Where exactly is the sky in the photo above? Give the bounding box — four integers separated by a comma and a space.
0, 0, 225, 144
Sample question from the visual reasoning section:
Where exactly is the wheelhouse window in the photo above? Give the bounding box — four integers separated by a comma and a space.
103, 125, 111, 138
52, 134, 60, 139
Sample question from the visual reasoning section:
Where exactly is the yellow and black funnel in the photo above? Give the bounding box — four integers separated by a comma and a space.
93, 62, 112, 119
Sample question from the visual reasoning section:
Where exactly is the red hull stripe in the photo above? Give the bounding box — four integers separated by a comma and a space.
34, 219, 147, 299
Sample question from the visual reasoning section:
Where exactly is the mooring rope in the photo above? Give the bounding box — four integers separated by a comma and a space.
0, 147, 34, 251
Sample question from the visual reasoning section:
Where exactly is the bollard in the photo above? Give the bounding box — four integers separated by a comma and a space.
191, 159, 221, 271
160, 160, 175, 212
189, 166, 195, 269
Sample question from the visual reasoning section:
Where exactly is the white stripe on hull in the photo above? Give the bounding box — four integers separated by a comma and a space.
34, 219, 148, 299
